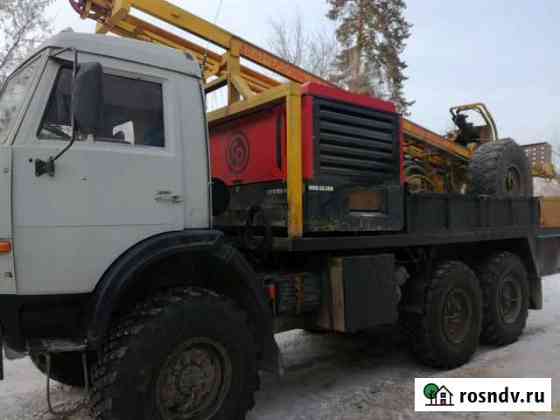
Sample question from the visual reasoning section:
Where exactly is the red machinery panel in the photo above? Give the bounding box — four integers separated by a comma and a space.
210, 83, 398, 187
210, 103, 315, 186
211, 105, 285, 186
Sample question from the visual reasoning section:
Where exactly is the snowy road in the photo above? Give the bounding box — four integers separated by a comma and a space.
2, 275, 560, 420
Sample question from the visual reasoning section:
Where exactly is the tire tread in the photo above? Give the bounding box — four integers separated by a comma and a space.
90, 287, 257, 420
477, 252, 529, 345
403, 261, 481, 369
469, 139, 533, 197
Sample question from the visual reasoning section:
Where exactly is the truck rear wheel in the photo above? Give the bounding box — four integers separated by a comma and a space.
405, 261, 482, 369
90, 287, 258, 420
469, 139, 533, 197
477, 252, 529, 345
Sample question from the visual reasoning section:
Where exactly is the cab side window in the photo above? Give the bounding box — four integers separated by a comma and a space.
39, 67, 165, 147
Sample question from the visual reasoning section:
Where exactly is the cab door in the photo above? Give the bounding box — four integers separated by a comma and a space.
0, 146, 15, 294
11, 57, 186, 295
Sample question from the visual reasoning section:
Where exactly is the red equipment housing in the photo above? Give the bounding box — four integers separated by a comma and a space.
210, 83, 399, 187
210, 83, 404, 234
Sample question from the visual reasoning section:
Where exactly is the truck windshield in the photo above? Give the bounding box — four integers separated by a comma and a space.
0, 61, 39, 144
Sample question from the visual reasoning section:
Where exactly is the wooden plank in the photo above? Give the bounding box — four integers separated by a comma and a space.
540, 197, 560, 228
329, 258, 346, 333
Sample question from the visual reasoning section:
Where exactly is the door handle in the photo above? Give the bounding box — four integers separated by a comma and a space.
155, 190, 183, 204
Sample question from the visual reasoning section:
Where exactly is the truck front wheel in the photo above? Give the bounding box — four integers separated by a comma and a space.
405, 261, 482, 369
90, 287, 258, 420
477, 252, 529, 345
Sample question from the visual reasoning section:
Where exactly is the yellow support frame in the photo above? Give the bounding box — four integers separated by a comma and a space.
286, 84, 303, 238
207, 84, 290, 123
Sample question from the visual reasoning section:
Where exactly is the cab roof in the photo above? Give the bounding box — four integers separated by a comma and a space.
37, 31, 201, 78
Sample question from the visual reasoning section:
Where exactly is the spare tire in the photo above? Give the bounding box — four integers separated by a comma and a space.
469, 139, 533, 197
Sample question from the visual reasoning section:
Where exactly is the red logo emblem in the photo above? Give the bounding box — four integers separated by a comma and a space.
226, 132, 250, 174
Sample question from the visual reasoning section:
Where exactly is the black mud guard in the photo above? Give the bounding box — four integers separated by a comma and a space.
87, 230, 279, 372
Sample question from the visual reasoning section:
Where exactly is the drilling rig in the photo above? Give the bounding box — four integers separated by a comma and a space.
67, 0, 531, 194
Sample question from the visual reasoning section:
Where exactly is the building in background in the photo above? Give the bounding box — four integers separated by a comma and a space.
523, 142, 552, 166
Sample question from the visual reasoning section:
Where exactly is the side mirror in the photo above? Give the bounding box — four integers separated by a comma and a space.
35, 57, 105, 177
72, 62, 104, 135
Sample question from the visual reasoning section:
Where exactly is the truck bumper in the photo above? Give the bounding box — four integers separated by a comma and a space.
0, 293, 90, 354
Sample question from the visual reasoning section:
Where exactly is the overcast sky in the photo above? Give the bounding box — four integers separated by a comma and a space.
47, 0, 560, 147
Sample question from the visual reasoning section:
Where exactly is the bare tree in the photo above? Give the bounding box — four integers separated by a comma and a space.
268, 12, 339, 81
0, 0, 53, 84
268, 15, 306, 69
306, 30, 340, 81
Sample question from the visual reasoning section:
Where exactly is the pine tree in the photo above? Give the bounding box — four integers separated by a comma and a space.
327, 0, 413, 114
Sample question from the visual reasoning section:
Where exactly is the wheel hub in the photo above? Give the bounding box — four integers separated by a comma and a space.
156, 338, 232, 420
443, 289, 473, 344
498, 276, 522, 324
505, 166, 521, 195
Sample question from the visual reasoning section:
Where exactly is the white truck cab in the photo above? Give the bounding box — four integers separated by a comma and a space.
0, 32, 211, 297
0, 34, 278, 420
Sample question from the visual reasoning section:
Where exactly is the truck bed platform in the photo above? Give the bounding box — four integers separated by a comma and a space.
273, 193, 540, 252
272, 192, 560, 279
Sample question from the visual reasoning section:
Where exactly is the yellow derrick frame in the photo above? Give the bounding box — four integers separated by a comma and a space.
78, 0, 328, 102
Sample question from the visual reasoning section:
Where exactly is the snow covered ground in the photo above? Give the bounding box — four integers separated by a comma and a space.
2, 275, 560, 420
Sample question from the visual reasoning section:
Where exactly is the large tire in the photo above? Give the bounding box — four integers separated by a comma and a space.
404, 261, 482, 369
90, 287, 258, 420
469, 139, 533, 197
477, 252, 529, 345
31, 352, 91, 388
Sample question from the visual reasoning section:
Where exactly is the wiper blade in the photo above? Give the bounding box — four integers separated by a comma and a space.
41, 124, 71, 140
